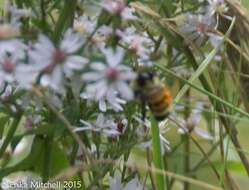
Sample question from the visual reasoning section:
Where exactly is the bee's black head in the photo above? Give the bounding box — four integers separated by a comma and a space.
137, 72, 154, 86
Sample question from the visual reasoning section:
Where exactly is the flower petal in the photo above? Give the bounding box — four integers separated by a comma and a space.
116, 81, 134, 100
99, 99, 107, 112
65, 55, 88, 70
82, 72, 103, 81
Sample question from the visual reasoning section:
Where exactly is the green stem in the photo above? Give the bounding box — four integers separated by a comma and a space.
183, 135, 190, 190
164, 154, 170, 190
183, 90, 190, 190
146, 148, 157, 190
70, 142, 79, 165
53, 0, 77, 43
40, 0, 46, 25
43, 135, 53, 182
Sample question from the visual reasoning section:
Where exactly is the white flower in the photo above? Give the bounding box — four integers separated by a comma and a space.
171, 102, 213, 140
0, 41, 37, 89
118, 27, 153, 59
74, 114, 126, 137
7, 4, 32, 20
101, 0, 137, 20
180, 13, 221, 47
76, 25, 112, 49
73, 15, 97, 35
206, 0, 232, 30
4, 3, 32, 32
109, 172, 143, 190
24, 115, 41, 130
207, 0, 229, 17
29, 29, 88, 93
0, 39, 26, 55
81, 89, 127, 112
82, 47, 136, 112
134, 114, 171, 152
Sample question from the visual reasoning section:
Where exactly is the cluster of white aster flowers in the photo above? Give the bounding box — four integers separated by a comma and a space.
0, 1, 141, 113
179, 0, 230, 48
0, 28, 87, 92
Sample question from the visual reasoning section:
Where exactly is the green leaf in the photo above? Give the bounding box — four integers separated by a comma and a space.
35, 141, 70, 178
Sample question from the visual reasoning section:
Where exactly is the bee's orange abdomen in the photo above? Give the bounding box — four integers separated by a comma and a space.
162, 87, 172, 106
146, 85, 172, 120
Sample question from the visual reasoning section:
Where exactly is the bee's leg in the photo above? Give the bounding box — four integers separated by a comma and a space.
140, 97, 149, 135
141, 100, 146, 122
139, 94, 146, 120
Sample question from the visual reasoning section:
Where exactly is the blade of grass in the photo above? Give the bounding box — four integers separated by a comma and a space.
156, 64, 249, 119
150, 115, 166, 190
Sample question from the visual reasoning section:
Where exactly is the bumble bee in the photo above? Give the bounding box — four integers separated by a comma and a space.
134, 70, 172, 121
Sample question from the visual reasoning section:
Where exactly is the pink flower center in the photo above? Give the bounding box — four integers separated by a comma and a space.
25, 118, 34, 129
196, 23, 208, 34
117, 121, 124, 133
217, 0, 224, 4
112, 1, 126, 13
2, 59, 16, 73
129, 40, 140, 54
106, 68, 119, 81
53, 49, 66, 64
